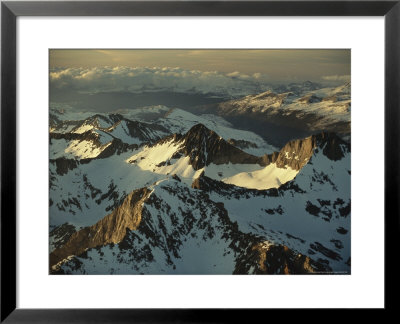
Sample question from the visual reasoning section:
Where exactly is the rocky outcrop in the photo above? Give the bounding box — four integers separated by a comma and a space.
179, 124, 261, 169
318, 132, 349, 161
259, 132, 350, 171
96, 139, 138, 159
50, 187, 151, 270
50, 130, 101, 146
234, 242, 332, 274
50, 158, 79, 176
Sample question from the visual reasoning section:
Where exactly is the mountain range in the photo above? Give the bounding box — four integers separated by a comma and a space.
49, 83, 351, 274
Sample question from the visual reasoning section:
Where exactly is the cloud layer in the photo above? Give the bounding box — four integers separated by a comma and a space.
50, 66, 271, 97
322, 75, 351, 82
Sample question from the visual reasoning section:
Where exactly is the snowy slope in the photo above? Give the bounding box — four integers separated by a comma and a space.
219, 163, 299, 189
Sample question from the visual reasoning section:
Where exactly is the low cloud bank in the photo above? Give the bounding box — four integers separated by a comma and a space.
322, 75, 351, 82
50, 66, 271, 97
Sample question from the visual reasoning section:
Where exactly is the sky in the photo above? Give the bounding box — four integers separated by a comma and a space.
50, 49, 350, 82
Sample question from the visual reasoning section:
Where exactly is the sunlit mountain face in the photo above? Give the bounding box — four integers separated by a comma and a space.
49, 49, 351, 274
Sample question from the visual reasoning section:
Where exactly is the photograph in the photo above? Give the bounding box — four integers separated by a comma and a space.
48, 49, 351, 275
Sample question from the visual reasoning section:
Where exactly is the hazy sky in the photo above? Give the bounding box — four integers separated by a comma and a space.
50, 49, 350, 82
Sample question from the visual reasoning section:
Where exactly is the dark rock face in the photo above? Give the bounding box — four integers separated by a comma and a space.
50, 130, 101, 146
50, 158, 79, 176
96, 139, 138, 159
319, 132, 349, 161
179, 124, 261, 170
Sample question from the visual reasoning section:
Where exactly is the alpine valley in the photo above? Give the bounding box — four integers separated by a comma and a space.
49, 82, 351, 275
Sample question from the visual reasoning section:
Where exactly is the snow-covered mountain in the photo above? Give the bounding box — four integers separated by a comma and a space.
189, 82, 351, 146
49, 107, 351, 274
49, 108, 277, 226
50, 106, 276, 158
217, 83, 350, 134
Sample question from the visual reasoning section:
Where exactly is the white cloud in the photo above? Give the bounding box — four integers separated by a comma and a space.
50, 66, 271, 97
321, 75, 351, 82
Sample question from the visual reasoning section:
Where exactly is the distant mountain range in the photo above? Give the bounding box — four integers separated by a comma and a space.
188, 82, 351, 146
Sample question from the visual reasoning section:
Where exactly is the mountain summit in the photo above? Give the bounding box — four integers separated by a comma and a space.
179, 123, 262, 169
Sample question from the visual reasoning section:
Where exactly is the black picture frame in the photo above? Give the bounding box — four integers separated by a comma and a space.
1, 0, 398, 322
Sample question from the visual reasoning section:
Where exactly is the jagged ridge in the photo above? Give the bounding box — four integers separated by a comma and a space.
50, 187, 151, 270
259, 131, 350, 171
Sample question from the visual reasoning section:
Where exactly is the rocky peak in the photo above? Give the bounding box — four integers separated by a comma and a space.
50, 187, 152, 270
259, 132, 350, 171
80, 114, 113, 129
179, 124, 261, 170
